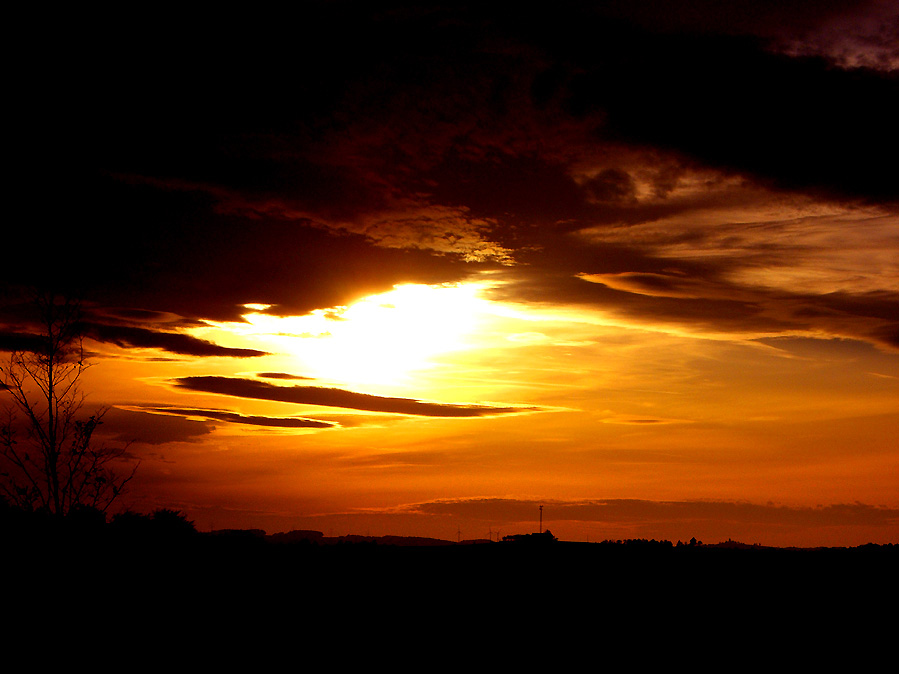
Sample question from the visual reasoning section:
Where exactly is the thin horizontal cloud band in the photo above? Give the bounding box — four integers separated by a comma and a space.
0, 323, 270, 359
137, 406, 336, 429
409, 498, 899, 529
86, 322, 270, 358
173, 376, 536, 417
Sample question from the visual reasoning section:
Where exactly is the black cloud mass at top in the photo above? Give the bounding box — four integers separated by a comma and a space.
4, 0, 897, 350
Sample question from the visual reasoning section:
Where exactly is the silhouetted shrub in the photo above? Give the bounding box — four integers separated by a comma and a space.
150, 508, 197, 536
109, 508, 197, 544
66, 504, 107, 529
268, 529, 324, 544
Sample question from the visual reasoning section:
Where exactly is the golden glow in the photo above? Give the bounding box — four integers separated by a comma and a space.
196, 283, 496, 389
86, 277, 899, 546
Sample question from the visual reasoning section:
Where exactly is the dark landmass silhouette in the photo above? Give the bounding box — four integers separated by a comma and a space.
5, 502, 894, 580
5, 501, 895, 553
5, 501, 894, 665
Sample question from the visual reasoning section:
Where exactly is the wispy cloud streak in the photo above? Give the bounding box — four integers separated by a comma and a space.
173, 376, 536, 418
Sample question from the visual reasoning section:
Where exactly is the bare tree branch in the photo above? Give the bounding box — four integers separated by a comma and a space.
1, 291, 139, 516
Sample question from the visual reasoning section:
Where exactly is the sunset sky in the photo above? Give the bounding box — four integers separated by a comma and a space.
3, 1, 897, 546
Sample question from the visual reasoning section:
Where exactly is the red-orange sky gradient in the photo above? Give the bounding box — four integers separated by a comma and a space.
3, 1, 898, 546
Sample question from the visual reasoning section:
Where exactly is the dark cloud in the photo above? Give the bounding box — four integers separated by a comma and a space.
85, 322, 268, 358
871, 323, 899, 349
491, 266, 788, 335
481, 205, 899, 349
0, 301, 263, 358
257, 372, 316, 381
555, 23, 898, 204
5, 1, 896, 350
133, 406, 335, 430
101, 407, 216, 446
173, 376, 534, 418
580, 272, 699, 298
0, 330, 48, 354
583, 169, 638, 204
3, 174, 473, 324
567, 0, 876, 40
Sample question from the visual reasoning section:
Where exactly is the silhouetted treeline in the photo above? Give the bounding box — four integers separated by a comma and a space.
5, 494, 896, 637
1, 498, 200, 545
3, 497, 896, 556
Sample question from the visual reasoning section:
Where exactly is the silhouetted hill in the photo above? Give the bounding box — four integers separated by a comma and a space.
4, 502, 895, 611
5, 499, 895, 669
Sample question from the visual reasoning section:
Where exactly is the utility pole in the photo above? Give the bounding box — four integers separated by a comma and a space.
539, 505, 543, 534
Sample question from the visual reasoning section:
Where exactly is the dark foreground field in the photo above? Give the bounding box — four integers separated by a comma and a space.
8, 524, 895, 609
6, 519, 895, 666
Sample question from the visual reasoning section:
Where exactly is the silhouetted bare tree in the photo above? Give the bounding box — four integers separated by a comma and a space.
0, 291, 137, 515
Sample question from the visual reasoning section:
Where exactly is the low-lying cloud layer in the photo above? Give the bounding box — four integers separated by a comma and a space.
409, 497, 899, 529
269, 496, 898, 547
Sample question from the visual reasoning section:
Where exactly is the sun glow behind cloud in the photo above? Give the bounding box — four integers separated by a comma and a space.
192, 283, 499, 391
